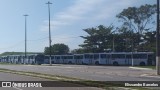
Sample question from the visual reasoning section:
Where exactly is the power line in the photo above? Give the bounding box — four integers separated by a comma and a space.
0, 41, 24, 50
27, 36, 81, 42
0, 36, 81, 51
27, 36, 49, 41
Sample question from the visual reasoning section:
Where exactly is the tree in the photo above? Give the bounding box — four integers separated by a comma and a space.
137, 31, 156, 52
117, 4, 156, 34
44, 43, 69, 55
79, 25, 114, 53
71, 48, 85, 54
116, 4, 156, 52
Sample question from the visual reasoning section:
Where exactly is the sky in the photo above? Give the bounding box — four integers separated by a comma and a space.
0, 0, 156, 54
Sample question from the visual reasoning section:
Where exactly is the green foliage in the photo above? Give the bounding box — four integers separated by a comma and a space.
78, 4, 156, 53
44, 43, 69, 55
78, 25, 156, 53
117, 4, 156, 34
79, 25, 113, 53
137, 31, 156, 52
71, 48, 85, 54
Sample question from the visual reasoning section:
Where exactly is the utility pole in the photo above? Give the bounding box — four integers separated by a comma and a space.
129, 19, 134, 66
24, 14, 28, 64
112, 31, 115, 52
156, 0, 160, 75
112, 36, 115, 52
46, 1, 52, 66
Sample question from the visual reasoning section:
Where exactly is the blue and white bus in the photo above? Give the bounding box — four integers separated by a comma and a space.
0, 52, 155, 66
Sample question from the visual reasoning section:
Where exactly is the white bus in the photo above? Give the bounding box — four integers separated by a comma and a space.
1, 56, 8, 63
54, 55, 63, 64
9, 55, 20, 64
83, 53, 94, 65
93, 53, 111, 65
0, 52, 155, 66
28, 54, 37, 64
61, 55, 74, 64
74, 54, 84, 64
83, 53, 110, 65
80, 52, 155, 66
109, 52, 154, 66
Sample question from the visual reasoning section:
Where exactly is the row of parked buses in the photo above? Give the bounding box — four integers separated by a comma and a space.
0, 52, 155, 66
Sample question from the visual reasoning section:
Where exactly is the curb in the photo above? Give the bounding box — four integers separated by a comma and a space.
129, 67, 153, 70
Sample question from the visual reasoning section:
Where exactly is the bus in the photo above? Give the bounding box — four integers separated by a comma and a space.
74, 54, 84, 64
83, 53, 93, 65
109, 52, 155, 66
61, 55, 74, 64
0, 52, 155, 66
79, 52, 155, 66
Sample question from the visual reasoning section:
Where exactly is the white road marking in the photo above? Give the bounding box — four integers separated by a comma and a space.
129, 67, 153, 70
140, 74, 160, 78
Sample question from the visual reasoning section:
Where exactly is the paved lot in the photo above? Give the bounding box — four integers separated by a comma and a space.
0, 72, 103, 90
0, 65, 159, 81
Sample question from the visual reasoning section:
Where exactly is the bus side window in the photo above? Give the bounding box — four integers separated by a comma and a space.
133, 54, 147, 59
94, 54, 99, 59
126, 55, 131, 59
51, 56, 54, 59
100, 54, 106, 59
112, 54, 125, 59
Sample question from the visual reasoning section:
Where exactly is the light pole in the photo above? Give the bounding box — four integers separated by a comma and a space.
156, 0, 160, 75
112, 31, 115, 52
111, 28, 119, 52
129, 19, 134, 66
24, 14, 28, 64
46, 1, 52, 66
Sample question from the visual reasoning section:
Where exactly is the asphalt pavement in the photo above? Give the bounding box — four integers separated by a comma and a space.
0, 64, 159, 81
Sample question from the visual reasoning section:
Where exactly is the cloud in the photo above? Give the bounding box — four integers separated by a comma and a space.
52, 35, 74, 44
92, 0, 131, 20
41, 0, 106, 31
40, 0, 145, 49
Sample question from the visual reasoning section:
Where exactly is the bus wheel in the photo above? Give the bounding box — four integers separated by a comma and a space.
68, 61, 72, 64
113, 62, 119, 66
139, 62, 145, 66
95, 61, 99, 65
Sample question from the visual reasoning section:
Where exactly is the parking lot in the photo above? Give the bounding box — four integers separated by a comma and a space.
0, 64, 159, 81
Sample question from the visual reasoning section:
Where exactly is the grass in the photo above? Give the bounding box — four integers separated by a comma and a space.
0, 62, 39, 66
0, 62, 20, 65
0, 68, 153, 90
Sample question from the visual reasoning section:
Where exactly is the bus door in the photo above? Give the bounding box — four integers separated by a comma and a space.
94, 54, 99, 65
100, 54, 106, 65
106, 54, 111, 65
55, 56, 60, 64
75, 55, 82, 64
148, 54, 155, 65
90, 54, 94, 65
18, 56, 21, 64
126, 54, 131, 65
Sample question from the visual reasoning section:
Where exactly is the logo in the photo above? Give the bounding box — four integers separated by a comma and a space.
2, 82, 11, 87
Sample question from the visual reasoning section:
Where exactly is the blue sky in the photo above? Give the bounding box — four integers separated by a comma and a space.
0, 0, 156, 54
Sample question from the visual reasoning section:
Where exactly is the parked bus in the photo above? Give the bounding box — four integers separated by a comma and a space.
74, 54, 84, 64
0, 52, 155, 66
61, 55, 74, 64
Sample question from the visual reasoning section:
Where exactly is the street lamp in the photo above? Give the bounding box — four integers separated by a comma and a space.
111, 28, 119, 52
112, 31, 115, 52
156, 0, 160, 75
128, 18, 134, 67
46, 1, 52, 66
24, 14, 28, 64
